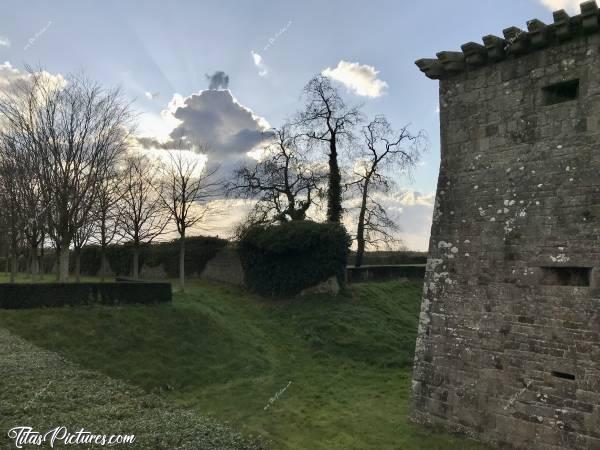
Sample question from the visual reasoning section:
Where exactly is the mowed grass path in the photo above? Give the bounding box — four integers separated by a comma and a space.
0, 279, 490, 450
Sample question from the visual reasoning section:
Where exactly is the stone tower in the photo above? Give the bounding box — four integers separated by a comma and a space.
412, 2, 600, 449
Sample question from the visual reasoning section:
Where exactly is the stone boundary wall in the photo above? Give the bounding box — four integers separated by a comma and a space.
346, 265, 426, 283
199, 246, 245, 286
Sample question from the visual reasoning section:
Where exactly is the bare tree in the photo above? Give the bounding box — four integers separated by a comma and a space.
0, 224, 9, 276
0, 68, 134, 281
228, 125, 324, 225
0, 132, 46, 280
0, 145, 23, 282
72, 205, 97, 282
155, 143, 221, 291
91, 166, 123, 281
349, 116, 425, 267
118, 154, 170, 279
20, 178, 45, 279
297, 75, 362, 223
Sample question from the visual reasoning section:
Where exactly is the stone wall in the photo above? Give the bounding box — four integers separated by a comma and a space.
346, 265, 425, 283
199, 246, 245, 286
412, 3, 600, 449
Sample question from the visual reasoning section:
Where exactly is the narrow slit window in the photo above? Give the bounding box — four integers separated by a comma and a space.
551, 370, 575, 381
540, 267, 591, 286
543, 79, 579, 105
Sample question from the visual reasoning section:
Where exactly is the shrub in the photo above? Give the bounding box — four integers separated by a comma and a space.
238, 221, 351, 297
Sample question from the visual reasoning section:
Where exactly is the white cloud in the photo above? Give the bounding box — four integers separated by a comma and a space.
135, 93, 185, 144
136, 88, 272, 178
198, 198, 255, 237
378, 190, 434, 251
251, 50, 268, 77
0, 61, 22, 88
144, 91, 160, 100
322, 60, 388, 97
538, 0, 580, 13
0, 62, 66, 96
396, 190, 435, 207
0, 37, 10, 48
166, 89, 271, 156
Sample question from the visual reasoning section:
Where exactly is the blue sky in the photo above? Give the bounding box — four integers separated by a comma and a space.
0, 0, 580, 249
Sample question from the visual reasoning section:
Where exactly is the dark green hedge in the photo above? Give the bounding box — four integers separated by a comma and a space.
9, 236, 227, 278
72, 236, 227, 277
0, 282, 172, 309
238, 221, 351, 297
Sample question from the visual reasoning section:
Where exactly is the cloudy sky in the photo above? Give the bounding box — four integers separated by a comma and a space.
0, 0, 580, 250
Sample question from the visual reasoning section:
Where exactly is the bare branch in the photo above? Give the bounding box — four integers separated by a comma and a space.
350, 115, 427, 266
227, 124, 325, 225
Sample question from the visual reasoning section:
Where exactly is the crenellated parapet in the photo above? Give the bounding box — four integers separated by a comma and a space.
416, 0, 600, 79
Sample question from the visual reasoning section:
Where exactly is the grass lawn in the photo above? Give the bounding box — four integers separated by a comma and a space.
0, 327, 264, 449
0, 277, 490, 450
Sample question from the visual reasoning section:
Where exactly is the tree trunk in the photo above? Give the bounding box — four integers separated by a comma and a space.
100, 244, 108, 282
9, 228, 18, 283
99, 224, 107, 282
39, 240, 45, 279
30, 245, 39, 279
74, 249, 81, 283
10, 252, 17, 283
355, 235, 366, 268
132, 245, 140, 280
58, 246, 70, 282
55, 251, 60, 281
179, 230, 186, 292
355, 182, 369, 268
327, 139, 342, 223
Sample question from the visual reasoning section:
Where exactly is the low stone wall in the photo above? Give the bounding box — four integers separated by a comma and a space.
140, 263, 168, 279
200, 246, 245, 286
0, 281, 172, 309
346, 265, 426, 284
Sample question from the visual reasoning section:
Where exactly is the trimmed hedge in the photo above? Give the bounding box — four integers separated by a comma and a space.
238, 221, 351, 297
7, 236, 228, 278
0, 282, 172, 309
72, 236, 228, 277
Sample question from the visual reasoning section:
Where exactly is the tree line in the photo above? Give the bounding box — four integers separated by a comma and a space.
0, 67, 426, 291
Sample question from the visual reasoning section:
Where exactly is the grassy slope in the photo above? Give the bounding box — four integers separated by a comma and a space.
0, 328, 264, 450
0, 279, 490, 450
